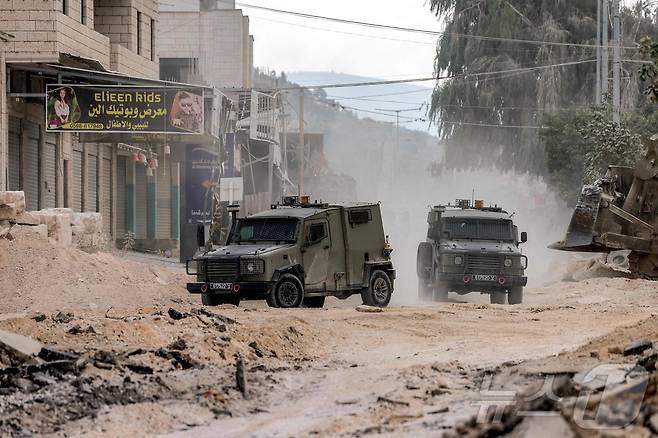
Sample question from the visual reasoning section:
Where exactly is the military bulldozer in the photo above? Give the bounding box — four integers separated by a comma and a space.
550, 136, 658, 279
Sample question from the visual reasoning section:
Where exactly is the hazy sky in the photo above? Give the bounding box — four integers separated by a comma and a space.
163, 0, 639, 85
242, 0, 442, 83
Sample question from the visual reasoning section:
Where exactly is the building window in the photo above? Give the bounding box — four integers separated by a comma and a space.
150, 18, 155, 61
136, 11, 143, 54
62, 0, 68, 15
81, 0, 87, 24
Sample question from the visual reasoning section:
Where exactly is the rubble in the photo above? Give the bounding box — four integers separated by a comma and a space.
356, 305, 384, 313
0, 191, 26, 214
0, 329, 43, 367
0, 192, 105, 249
624, 339, 653, 356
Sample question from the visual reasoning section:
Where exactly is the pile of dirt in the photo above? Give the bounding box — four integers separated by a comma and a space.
0, 305, 331, 436
0, 227, 192, 314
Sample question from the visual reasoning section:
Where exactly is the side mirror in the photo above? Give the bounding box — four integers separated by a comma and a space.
196, 225, 206, 248
520, 231, 528, 243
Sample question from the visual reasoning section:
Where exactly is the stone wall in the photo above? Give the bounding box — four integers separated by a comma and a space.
0, 0, 111, 67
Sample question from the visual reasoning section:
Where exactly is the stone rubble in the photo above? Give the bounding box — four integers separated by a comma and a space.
0, 191, 105, 249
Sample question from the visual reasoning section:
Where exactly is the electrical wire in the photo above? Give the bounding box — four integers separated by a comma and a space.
227, 1, 639, 50
276, 59, 596, 90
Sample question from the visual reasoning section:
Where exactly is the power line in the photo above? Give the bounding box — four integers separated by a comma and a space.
441, 121, 545, 129
249, 15, 437, 46
277, 59, 596, 90
229, 1, 639, 50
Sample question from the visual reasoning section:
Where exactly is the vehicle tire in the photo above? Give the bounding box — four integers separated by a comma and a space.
433, 280, 449, 302
361, 270, 393, 307
303, 296, 326, 308
490, 291, 506, 305
508, 286, 523, 305
274, 274, 304, 309
417, 242, 433, 279
266, 289, 278, 308
418, 278, 433, 301
202, 293, 240, 307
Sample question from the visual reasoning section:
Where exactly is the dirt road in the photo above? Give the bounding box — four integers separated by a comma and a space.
1, 275, 657, 437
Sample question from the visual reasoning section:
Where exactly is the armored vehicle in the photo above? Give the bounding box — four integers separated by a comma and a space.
417, 200, 528, 305
187, 197, 395, 308
550, 136, 658, 279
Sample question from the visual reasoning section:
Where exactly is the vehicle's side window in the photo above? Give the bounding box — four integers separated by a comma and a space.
307, 223, 327, 244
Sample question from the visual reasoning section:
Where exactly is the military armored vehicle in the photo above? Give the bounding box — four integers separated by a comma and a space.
186, 197, 395, 308
417, 200, 528, 305
550, 136, 658, 279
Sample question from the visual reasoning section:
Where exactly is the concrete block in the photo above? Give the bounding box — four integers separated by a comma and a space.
70, 212, 103, 236
51, 214, 73, 247
0, 329, 43, 367
0, 191, 26, 214
0, 203, 17, 221
33, 224, 49, 240
0, 220, 11, 238
13, 211, 41, 226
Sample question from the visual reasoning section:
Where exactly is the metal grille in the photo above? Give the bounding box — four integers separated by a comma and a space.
206, 259, 238, 280
24, 122, 39, 211
43, 135, 57, 209
467, 254, 502, 271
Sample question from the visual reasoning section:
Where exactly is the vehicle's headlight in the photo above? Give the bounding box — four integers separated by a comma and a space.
504, 258, 513, 268
240, 259, 264, 275
454, 256, 463, 265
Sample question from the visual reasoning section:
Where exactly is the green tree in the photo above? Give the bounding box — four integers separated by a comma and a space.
429, 0, 658, 174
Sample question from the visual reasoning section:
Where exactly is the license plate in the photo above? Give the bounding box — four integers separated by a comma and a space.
209, 282, 233, 291
473, 275, 497, 282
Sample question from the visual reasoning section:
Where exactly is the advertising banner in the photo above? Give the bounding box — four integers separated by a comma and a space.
185, 147, 220, 225
46, 85, 204, 134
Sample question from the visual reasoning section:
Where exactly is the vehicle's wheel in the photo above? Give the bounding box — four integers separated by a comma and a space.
433, 280, 449, 302
490, 291, 506, 305
418, 278, 433, 301
303, 296, 326, 308
361, 270, 393, 307
508, 286, 523, 305
202, 294, 240, 307
266, 289, 278, 308
417, 242, 433, 279
274, 274, 304, 308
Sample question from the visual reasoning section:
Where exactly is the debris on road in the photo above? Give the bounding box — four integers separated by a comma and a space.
624, 339, 653, 356
356, 305, 384, 313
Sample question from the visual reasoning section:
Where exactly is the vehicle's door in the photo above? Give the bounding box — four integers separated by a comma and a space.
302, 219, 331, 290
325, 209, 347, 291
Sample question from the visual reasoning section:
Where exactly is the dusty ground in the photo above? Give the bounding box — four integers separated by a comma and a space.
2, 234, 658, 437
1, 274, 657, 436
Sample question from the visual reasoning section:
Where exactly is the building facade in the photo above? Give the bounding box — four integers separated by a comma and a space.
0, 0, 221, 256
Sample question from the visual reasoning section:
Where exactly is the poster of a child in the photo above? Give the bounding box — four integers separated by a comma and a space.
47, 87, 80, 129
170, 91, 203, 133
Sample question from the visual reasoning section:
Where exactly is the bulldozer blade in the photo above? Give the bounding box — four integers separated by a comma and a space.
549, 186, 603, 252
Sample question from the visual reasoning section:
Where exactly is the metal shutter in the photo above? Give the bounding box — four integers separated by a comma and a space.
135, 164, 147, 239
116, 156, 127, 239
101, 145, 113, 238
42, 133, 57, 209
8, 117, 20, 191
24, 122, 40, 211
156, 159, 171, 239
86, 144, 98, 212
72, 138, 83, 212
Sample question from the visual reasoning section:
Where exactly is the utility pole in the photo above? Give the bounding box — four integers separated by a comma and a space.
596, 0, 602, 105
374, 106, 423, 186
298, 88, 305, 196
612, 0, 621, 124
602, 0, 609, 102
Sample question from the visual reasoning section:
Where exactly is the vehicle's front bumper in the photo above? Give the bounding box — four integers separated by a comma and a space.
186, 281, 273, 298
438, 273, 527, 288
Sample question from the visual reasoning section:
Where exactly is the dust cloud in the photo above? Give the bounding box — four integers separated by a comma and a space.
316, 136, 576, 306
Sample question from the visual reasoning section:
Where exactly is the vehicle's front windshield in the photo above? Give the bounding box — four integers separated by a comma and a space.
443, 218, 514, 241
231, 218, 299, 244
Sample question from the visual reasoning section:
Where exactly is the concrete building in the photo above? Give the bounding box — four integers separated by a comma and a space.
0, 0, 221, 256
158, 0, 253, 89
